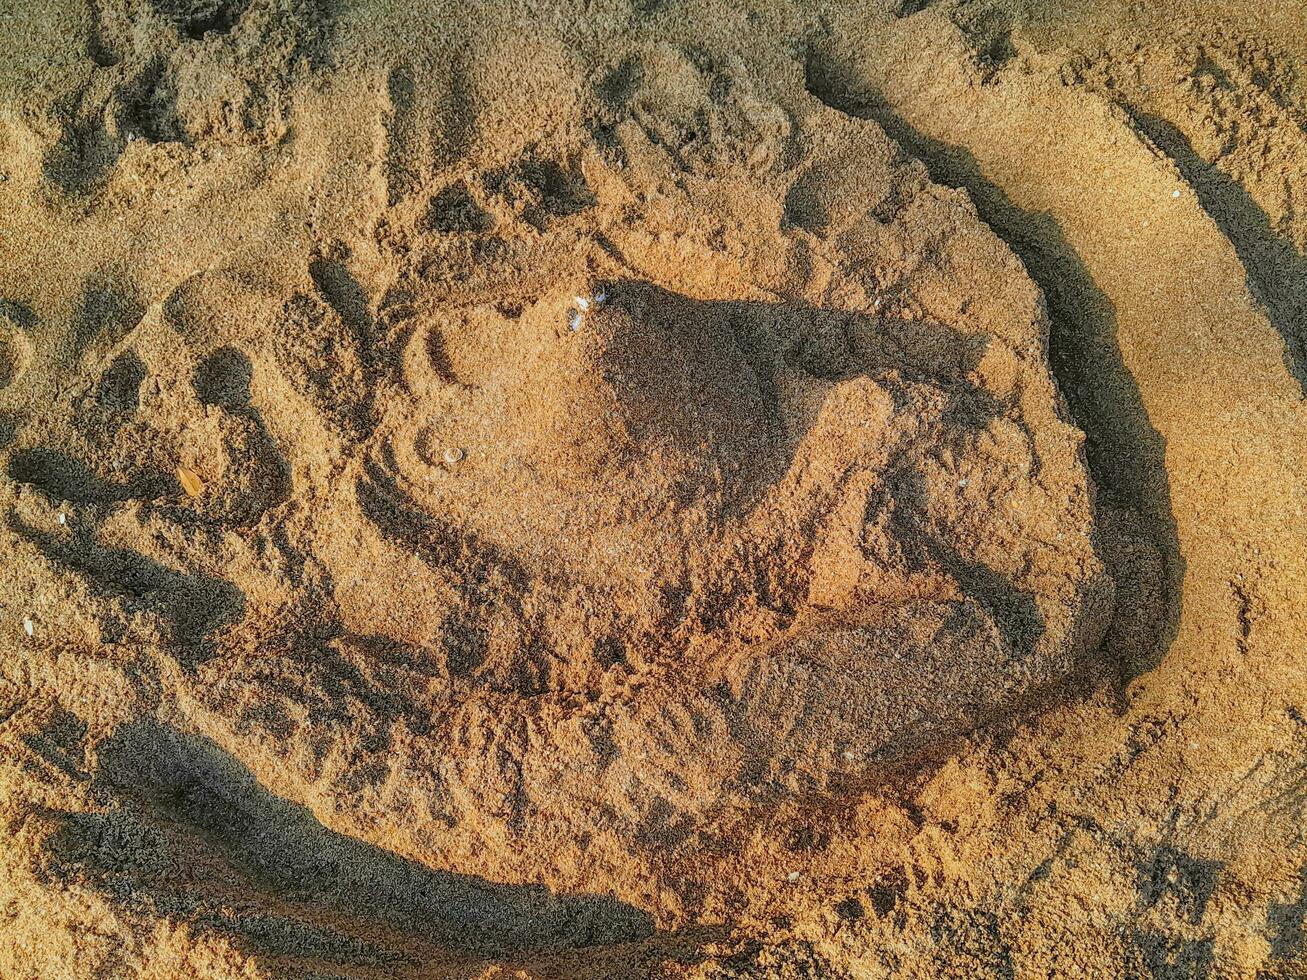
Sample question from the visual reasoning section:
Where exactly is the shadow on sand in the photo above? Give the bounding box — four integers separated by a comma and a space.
50, 719, 656, 972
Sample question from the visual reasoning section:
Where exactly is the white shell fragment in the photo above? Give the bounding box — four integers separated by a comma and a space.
56, 512, 67, 526
567, 287, 608, 334
442, 446, 466, 465
22, 617, 34, 638
786, 871, 801, 883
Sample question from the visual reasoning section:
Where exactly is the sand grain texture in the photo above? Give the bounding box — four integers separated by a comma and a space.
0, 1, 1304, 978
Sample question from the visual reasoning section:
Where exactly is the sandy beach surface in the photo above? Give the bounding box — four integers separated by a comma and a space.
1, 1, 1304, 976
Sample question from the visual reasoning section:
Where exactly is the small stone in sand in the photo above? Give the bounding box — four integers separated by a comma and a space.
22, 617, 33, 638
443, 447, 466, 465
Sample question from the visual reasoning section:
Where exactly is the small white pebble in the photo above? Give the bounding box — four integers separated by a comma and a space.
442, 447, 465, 465
786, 871, 801, 883
22, 617, 34, 638
567, 308, 583, 332
56, 512, 67, 526
575, 295, 591, 312
1172, 189, 1181, 199
957, 478, 968, 488
594, 288, 608, 305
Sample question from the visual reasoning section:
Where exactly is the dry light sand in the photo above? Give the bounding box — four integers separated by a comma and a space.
0, 0, 1304, 977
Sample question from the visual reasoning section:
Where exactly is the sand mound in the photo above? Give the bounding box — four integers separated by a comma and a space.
1, 8, 1109, 896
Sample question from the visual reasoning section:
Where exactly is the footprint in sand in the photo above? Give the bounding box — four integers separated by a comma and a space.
272, 251, 388, 441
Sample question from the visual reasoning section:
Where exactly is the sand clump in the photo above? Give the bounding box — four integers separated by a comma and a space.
0, 0, 1304, 977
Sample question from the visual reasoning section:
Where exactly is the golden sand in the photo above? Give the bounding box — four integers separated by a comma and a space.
0, 1, 1304, 977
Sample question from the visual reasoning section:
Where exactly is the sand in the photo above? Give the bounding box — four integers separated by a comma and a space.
0, 1, 1304, 977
